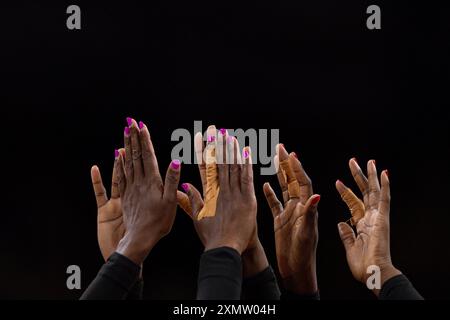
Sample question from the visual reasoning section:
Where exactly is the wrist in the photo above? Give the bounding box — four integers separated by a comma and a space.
204, 239, 245, 255
242, 240, 269, 278
116, 233, 156, 265
371, 264, 402, 297
282, 261, 318, 295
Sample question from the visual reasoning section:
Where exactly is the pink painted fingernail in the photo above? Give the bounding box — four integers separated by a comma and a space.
385, 169, 389, 177
139, 121, 144, 129
114, 149, 120, 159
227, 136, 234, 144
126, 117, 133, 127
171, 159, 181, 170
124, 127, 130, 136
207, 135, 216, 143
243, 149, 250, 159
219, 128, 227, 135
181, 183, 189, 192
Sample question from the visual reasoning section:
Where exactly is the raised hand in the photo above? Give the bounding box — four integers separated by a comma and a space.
336, 158, 401, 295
263, 144, 320, 295
115, 118, 181, 265
90, 150, 125, 261
177, 126, 257, 256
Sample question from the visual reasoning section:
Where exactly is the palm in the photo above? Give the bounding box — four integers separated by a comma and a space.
274, 200, 316, 279
97, 198, 125, 261
346, 208, 390, 282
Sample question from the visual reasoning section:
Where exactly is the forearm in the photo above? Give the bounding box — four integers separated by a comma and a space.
80, 252, 141, 300
197, 247, 243, 300
241, 241, 281, 300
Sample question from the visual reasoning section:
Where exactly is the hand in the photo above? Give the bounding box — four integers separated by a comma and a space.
336, 158, 401, 296
90, 151, 125, 261
263, 144, 320, 295
115, 118, 181, 265
177, 126, 257, 256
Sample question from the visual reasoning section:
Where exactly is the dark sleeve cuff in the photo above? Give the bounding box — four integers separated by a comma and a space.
80, 252, 141, 300
379, 274, 423, 300
196, 247, 242, 300
282, 290, 320, 300
242, 266, 281, 300
127, 278, 144, 300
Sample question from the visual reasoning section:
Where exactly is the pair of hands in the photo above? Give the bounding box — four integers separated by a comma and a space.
91, 118, 180, 265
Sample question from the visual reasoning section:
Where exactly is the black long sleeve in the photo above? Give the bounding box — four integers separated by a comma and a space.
282, 290, 320, 300
126, 278, 144, 300
242, 266, 281, 300
379, 274, 423, 300
197, 247, 242, 300
80, 252, 141, 300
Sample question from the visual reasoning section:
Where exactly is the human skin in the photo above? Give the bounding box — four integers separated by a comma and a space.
90, 148, 125, 262
336, 158, 401, 296
263, 144, 320, 295
109, 118, 182, 265
177, 126, 260, 271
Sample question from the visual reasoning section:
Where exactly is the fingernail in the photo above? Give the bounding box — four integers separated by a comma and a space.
292, 152, 298, 159
351, 157, 357, 164
384, 169, 389, 177
372, 159, 376, 166
207, 135, 216, 143
227, 136, 234, 144
311, 195, 321, 205
139, 121, 144, 129
124, 127, 130, 136
181, 183, 189, 192
219, 128, 227, 135
336, 179, 341, 184
114, 149, 120, 159
171, 159, 181, 170
243, 148, 250, 159
126, 117, 133, 127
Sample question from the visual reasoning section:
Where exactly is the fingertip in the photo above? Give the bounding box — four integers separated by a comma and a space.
310, 194, 321, 205
171, 159, 181, 171
181, 182, 190, 193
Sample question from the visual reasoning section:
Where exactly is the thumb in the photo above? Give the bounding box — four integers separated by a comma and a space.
180, 183, 204, 219
302, 194, 321, 224
163, 159, 181, 203
337, 222, 356, 252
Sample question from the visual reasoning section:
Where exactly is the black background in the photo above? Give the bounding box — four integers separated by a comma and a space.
0, 1, 449, 299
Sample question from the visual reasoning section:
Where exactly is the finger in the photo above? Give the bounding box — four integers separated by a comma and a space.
278, 144, 300, 200
241, 146, 255, 195
337, 222, 356, 252
289, 152, 313, 203
181, 183, 204, 219
194, 132, 207, 194
163, 159, 181, 203
263, 182, 283, 218
336, 179, 365, 226
111, 149, 124, 199
128, 118, 144, 182
229, 137, 241, 191
379, 170, 391, 219
117, 152, 127, 197
139, 120, 161, 180
349, 158, 369, 205
91, 165, 108, 208
217, 128, 229, 191
124, 124, 133, 183
274, 154, 288, 203
177, 191, 192, 217
302, 194, 321, 225
367, 160, 380, 209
